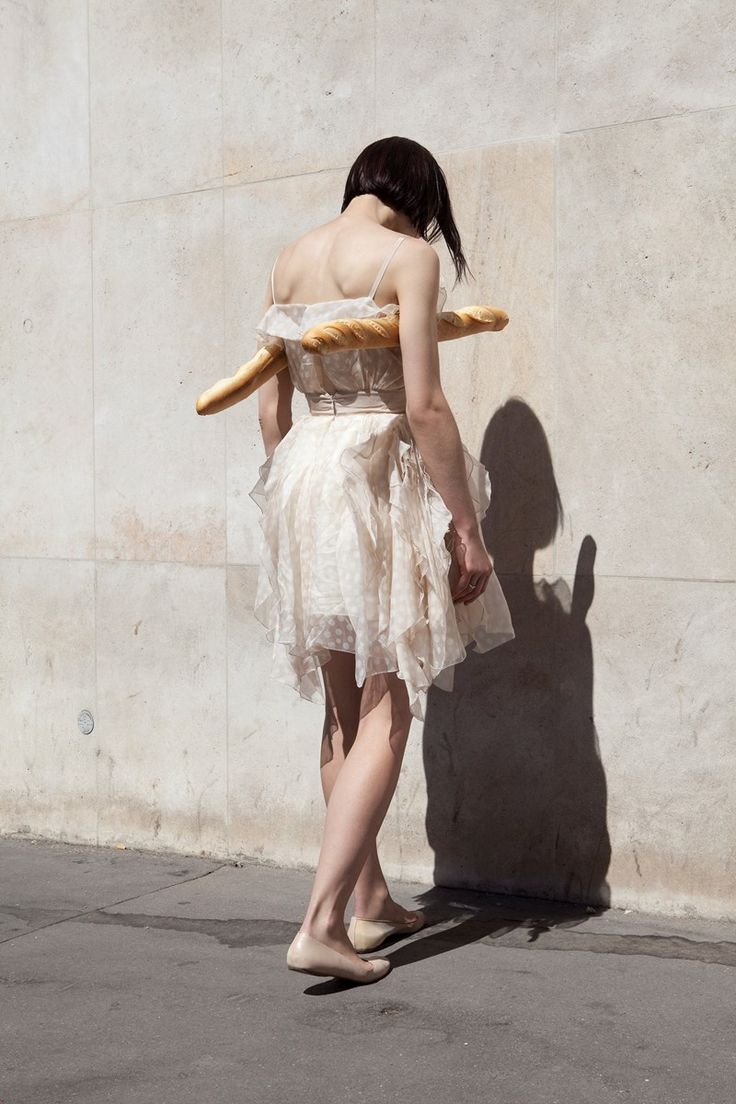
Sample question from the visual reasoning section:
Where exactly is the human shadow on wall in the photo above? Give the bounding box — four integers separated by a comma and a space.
419, 398, 611, 917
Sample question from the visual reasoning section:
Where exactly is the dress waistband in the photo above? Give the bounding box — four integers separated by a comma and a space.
306, 390, 406, 416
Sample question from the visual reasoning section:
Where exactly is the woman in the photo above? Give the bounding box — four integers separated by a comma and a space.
249, 136, 515, 984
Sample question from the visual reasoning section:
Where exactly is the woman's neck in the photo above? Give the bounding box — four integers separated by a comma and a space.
340, 194, 420, 237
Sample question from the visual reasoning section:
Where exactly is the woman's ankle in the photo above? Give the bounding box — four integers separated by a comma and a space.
353, 886, 392, 916
300, 901, 349, 941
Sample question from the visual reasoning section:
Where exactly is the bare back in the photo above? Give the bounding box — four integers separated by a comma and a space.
270, 219, 435, 311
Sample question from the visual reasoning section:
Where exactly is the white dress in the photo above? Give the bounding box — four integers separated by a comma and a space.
248, 235, 515, 721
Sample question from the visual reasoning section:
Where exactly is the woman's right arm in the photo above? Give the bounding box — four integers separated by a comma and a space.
394, 241, 494, 603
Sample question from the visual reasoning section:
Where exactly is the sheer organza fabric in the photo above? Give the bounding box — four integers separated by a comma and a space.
248, 289, 515, 721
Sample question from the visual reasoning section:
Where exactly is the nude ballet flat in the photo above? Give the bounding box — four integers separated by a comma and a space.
286, 931, 392, 983
347, 910, 426, 952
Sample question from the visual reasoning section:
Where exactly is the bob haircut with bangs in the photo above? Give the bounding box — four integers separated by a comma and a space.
340, 135, 472, 286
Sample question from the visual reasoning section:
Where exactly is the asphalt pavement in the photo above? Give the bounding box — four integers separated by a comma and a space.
1, 835, 734, 1104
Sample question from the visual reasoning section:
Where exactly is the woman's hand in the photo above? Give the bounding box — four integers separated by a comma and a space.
448, 523, 494, 604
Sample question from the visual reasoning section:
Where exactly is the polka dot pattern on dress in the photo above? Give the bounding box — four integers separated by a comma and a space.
247, 295, 516, 721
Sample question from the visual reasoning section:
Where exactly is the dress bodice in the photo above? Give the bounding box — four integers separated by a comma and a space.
254, 285, 448, 399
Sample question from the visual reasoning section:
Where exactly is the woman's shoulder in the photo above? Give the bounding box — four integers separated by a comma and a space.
394, 234, 440, 270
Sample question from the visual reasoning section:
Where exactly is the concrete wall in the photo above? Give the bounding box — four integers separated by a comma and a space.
2, 0, 734, 920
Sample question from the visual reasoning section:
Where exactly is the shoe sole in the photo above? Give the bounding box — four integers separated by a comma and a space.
349, 914, 426, 952
287, 962, 391, 983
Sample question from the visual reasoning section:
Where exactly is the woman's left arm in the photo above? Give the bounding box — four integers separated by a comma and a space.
255, 271, 294, 457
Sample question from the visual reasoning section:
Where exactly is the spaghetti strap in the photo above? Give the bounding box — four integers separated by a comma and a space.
270, 252, 281, 304
368, 235, 406, 300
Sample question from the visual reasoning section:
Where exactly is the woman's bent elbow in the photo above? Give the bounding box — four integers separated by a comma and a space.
405, 396, 451, 428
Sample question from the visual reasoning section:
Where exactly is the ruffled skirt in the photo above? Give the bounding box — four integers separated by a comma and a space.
248, 411, 515, 721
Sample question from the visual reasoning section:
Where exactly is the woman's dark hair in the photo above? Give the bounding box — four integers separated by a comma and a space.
340, 136, 471, 286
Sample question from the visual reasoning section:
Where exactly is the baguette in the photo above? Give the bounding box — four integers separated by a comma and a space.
301, 305, 509, 354
195, 341, 286, 416
195, 305, 509, 415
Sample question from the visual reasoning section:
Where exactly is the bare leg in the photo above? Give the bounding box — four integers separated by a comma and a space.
298, 650, 414, 968
318, 651, 421, 924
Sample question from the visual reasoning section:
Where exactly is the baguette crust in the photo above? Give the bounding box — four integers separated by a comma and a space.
301, 306, 509, 354
195, 341, 287, 416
